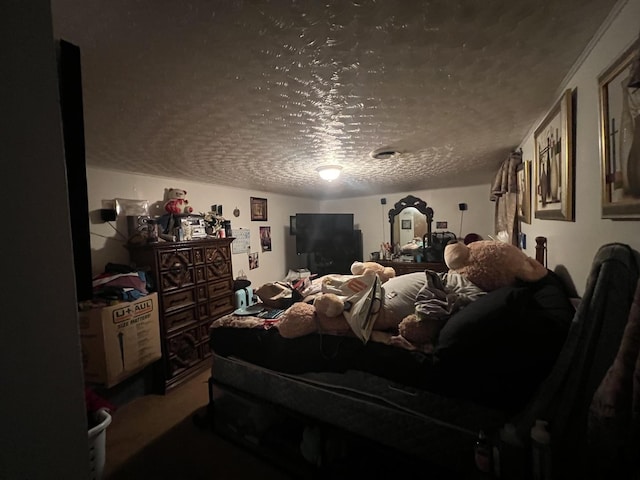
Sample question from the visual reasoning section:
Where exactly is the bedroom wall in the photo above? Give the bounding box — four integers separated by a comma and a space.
86, 167, 319, 288
518, 0, 640, 296
87, 167, 495, 287
319, 184, 496, 259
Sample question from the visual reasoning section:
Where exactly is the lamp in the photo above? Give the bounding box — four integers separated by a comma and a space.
316, 165, 342, 181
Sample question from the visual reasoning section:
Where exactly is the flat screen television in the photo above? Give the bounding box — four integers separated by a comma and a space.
294, 213, 354, 254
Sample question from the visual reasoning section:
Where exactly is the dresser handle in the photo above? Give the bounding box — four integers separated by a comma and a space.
212, 300, 228, 309
170, 263, 184, 275
213, 259, 224, 268
168, 294, 190, 307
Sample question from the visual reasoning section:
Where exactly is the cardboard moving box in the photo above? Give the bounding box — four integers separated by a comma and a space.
79, 293, 161, 388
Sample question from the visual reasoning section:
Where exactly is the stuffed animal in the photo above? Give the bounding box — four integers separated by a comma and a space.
277, 285, 404, 339
397, 313, 445, 347
350, 261, 396, 284
313, 293, 345, 318
444, 240, 547, 292
164, 188, 193, 215
277, 300, 351, 339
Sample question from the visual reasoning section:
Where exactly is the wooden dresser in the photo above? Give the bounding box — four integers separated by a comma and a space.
129, 238, 235, 393
378, 260, 448, 276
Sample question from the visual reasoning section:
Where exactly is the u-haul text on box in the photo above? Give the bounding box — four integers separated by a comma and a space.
79, 293, 161, 388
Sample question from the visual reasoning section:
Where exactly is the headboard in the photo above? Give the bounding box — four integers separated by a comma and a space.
535, 236, 547, 266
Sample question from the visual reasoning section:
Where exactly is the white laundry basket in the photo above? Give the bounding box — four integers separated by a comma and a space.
88, 408, 112, 480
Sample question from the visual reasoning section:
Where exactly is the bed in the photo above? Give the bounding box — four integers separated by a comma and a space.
204, 241, 640, 477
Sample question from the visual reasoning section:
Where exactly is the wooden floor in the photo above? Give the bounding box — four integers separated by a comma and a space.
102, 369, 293, 480
102, 367, 480, 480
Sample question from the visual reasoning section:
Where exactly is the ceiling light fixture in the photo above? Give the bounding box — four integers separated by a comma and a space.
317, 165, 343, 181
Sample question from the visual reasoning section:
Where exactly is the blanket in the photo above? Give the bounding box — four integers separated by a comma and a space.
389, 271, 484, 352
512, 243, 640, 478
414, 271, 485, 321
587, 277, 640, 477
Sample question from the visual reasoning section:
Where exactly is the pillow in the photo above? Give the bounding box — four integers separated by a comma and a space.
375, 272, 427, 330
435, 271, 574, 368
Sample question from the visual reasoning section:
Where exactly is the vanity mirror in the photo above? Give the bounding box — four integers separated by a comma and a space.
388, 195, 433, 247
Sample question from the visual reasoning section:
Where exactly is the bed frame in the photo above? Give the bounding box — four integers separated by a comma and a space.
200, 236, 632, 477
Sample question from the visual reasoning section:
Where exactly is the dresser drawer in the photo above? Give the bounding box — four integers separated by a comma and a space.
158, 248, 193, 269
198, 322, 211, 340
205, 246, 231, 279
209, 295, 234, 318
195, 265, 207, 283
196, 283, 208, 302
167, 350, 201, 379
159, 265, 195, 291
192, 245, 206, 265
163, 288, 196, 313
164, 305, 197, 333
167, 326, 199, 357
197, 302, 210, 320
207, 278, 233, 300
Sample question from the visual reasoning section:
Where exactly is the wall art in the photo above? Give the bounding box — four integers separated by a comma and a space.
534, 89, 575, 221
248, 252, 259, 270
517, 160, 532, 224
260, 226, 272, 252
250, 197, 267, 221
598, 40, 640, 219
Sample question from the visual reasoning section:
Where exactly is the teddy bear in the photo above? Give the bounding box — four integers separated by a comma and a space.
443, 239, 548, 292
277, 297, 352, 339
164, 188, 193, 215
350, 261, 396, 284
394, 240, 548, 349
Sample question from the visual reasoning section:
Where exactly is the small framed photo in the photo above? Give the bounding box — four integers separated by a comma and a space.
598, 40, 640, 219
401, 219, 412, 230
250, 197, 267, 221
517, 160, 532, 224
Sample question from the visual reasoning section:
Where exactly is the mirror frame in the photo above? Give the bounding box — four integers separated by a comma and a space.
388, 195, 434, 247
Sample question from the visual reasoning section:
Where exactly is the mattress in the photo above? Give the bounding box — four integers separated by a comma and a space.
208, 271, 576, 470
209, 325, 553, 412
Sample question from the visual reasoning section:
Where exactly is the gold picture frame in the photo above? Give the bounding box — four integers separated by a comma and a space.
534, 89, 575, 221
250, 197, 267, 221
598, 40, 640, 219
517, 160, 532, 224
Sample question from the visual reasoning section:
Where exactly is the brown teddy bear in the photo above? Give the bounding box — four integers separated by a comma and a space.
277, 297, 352, 339
395, 240, 548, 349
444, 240, 547, 292
350, 261, 396, 283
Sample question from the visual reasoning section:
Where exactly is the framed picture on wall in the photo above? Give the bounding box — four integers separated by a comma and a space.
598, 40, 640, 219
517, 160, 532, 224
250, 197, 267, 221
401, 219, 412, 229
534, 89, 575, 221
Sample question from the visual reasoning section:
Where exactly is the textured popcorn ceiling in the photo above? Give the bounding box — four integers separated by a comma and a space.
51, 0, 618, 199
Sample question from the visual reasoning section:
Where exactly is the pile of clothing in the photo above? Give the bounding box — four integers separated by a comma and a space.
92, 263, 150, 301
